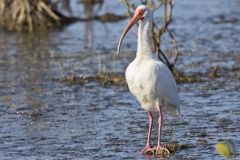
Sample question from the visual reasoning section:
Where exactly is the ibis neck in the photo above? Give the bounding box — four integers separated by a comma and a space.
137, 20, 152, 57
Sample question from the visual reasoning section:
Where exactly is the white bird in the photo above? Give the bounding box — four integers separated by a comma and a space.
117, 5, 180, 154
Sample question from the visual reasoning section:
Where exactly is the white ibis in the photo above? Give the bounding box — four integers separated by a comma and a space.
117, 5, 180, 154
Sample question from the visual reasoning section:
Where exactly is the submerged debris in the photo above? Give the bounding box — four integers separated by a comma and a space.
54, 73, 126, 86
53, 70, 204, 86
144, 142, 194, 158
54, 65, 240, 86
172, 69, 203, 83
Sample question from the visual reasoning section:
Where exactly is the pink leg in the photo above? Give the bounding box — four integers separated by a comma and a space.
141, 112, 153, 154
157, 109, 163, 148
147, 112, 153, 146
155, 107, 170, 156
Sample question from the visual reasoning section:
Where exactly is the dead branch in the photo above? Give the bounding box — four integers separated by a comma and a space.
120, 0, 135, 16
168, 28, 179, 68
0, 0, 64, 32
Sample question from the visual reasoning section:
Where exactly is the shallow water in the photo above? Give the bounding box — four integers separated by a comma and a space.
0, 0, 239, 159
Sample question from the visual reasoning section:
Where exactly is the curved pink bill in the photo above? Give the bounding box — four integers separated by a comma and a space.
116, 11, 142, 55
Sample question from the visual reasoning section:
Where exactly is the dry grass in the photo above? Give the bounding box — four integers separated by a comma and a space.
0, 0, 62, 32
54, 73, 127, 86
53, 70, 207, 86
0, 0, 127, 32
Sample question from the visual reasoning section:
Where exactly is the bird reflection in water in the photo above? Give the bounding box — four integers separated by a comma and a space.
80, 0, 104, 53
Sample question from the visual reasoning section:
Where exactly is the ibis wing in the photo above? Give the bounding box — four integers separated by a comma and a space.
153, 61, 180, 116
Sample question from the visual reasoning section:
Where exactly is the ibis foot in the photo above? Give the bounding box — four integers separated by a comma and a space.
142, 146, 170, 157
155, 146, 170, 157
141, 144, 154, 155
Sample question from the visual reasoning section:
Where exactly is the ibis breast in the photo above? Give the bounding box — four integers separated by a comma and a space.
125, 56, 180, 116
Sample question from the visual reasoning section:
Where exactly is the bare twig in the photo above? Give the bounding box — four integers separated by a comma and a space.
152, 0, 163, 11
121, 0, 135, 16
168, 28, 179, 68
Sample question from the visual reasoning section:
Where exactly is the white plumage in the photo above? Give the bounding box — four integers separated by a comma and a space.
126, 54, 180, 115
117, 5, 180, 155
